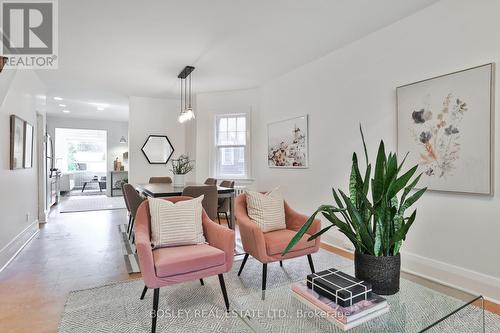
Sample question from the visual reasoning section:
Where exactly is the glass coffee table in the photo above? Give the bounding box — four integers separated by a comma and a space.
232, 265, 485, 332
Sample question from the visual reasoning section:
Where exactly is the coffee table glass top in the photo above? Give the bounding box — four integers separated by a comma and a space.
232, 265, 484, 332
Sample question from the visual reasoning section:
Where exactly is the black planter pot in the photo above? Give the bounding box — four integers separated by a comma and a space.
354, 252, 401, 295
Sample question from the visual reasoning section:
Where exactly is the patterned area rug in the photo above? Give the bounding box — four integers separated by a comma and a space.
58, 250, 500, 333
60, 196, 127, 213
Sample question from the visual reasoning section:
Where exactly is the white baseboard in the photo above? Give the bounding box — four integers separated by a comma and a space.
321, 239, 500, 304
0, 221, 39, 272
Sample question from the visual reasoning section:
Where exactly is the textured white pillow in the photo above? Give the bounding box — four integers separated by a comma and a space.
148, 196, 206, 248
246, 188, 286, 232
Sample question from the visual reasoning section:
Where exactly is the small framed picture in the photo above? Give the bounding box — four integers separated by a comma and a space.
24, 122, 34, 168
10, 115, 25, 170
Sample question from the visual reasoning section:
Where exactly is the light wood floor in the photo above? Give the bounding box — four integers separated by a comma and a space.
0, 208, 498, 333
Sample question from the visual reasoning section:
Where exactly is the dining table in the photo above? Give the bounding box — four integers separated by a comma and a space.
135, 182, 236, 229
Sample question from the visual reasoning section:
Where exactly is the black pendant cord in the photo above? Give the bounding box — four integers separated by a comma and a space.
188, 74, 192, 108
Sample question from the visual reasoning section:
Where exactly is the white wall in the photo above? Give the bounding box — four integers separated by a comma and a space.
195, 0, 500, 301
195, 89, 258, 183
128, 96, 186, 185
0, 69, 46, 265
46, 116, 129, 174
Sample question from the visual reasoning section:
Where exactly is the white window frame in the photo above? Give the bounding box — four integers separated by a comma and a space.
214, 113, 251, 179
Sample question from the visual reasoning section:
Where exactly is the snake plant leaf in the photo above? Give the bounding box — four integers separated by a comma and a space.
363, 164, 371, 196
372, 140, 386, 202
397, 152, 409, 173
399, 174, 422, 212
386, 165, 418, 199
374, 216, 384, 256
282, 210, 319, 256
349, 152, 361, 207
392, 210, 417, 244
400, 187, 426, 214
320, 208, 360, 248
307, 224, 334, 241
384, 153, 398, 189
339, 190, 374, 255
359, 124, 369, 165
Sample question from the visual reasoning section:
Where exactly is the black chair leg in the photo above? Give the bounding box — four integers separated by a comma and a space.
238, 253, 249, 276
218, 274, 230, 312
262, 263, 267, 300
217, 214, 221, 225
200, 279, 204, 286
151, 288, 159, 333
140, 286, 148, 300
279, 260, 283, 267
128, 217, 135, 240
224, 212, 231, 228
307, 254, 315, 273
127, 214, 132, 234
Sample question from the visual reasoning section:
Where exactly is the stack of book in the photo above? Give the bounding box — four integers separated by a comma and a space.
291, 268, 389, 330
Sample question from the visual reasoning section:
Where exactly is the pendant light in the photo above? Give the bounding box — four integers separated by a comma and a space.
177, 66, 195, 123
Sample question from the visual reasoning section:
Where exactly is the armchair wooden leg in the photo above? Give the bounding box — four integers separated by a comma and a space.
307, 254, 315, 274
237, 253, 249, 276
200, 279, 204, 286
279, 260, 283, 267
140, 285, 148, 300
151, 288, 159, 333
218, 274, 230, 312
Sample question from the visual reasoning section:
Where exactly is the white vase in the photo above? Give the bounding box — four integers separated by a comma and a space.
173, 174, 185, 187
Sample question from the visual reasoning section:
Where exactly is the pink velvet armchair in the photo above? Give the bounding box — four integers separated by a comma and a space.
135, 196, 235, 333
235, 194, 321, 294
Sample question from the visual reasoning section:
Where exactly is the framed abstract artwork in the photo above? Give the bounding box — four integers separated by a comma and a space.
268, 115, 308, 168
10, 115, 25, 170
397, 63, 494, 195
24, 122, 34, 169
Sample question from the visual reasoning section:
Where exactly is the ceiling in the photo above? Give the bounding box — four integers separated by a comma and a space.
40, 0, 439, 121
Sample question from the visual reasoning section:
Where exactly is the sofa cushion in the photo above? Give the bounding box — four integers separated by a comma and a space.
245, 188, 286, 232
153, 244, 225, 277
148, 196, 206, 248
264, 229, 315, 256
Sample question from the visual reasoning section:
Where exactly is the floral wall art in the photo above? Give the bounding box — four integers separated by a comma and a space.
268, 115, 308, 168
397, 64, 494, 194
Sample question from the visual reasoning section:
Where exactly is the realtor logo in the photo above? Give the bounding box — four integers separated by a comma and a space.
1, 0, 58, 69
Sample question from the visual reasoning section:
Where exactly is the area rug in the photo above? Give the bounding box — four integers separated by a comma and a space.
118, 224, 246, 274
59, 250, 500, 332
60, 196, 127, 213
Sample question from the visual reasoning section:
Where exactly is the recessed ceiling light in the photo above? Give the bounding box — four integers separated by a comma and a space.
97, 107, 104, 111
54, 97, 63, 101
59, 104, 67, 107
62, 110, 70, 113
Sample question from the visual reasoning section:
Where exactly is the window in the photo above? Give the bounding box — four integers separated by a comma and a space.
215, 114, 249, 178
55, 128, 107, 173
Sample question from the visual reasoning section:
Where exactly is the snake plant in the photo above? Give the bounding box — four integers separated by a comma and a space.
283, 126, 426, 257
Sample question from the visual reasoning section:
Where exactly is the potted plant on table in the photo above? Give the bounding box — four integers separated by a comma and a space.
283, 126, 426, 295
170, 154, 195, 187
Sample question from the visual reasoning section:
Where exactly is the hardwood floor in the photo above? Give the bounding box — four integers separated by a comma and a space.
0, 207, 140, 333
0, 208, 498, 333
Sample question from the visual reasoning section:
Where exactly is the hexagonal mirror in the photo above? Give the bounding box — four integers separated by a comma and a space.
141, 135, 174, 164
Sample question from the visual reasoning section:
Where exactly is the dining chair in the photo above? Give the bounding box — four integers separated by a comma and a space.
182, 185, 218, 221
204, 178, 217, 185
234, 193, 320, 296
217, 180, 235, 228
149, 177, 172, 184
135, 197, 235, 333
122, 183, 146, 242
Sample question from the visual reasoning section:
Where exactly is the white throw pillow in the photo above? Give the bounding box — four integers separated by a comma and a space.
246, 188, 286, 232
148, 196, 206, 248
